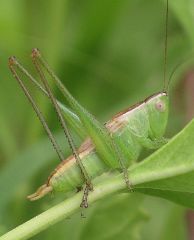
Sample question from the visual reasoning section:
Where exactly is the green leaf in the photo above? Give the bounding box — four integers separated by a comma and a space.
41, 194, 148, 240
129, 119, 194, 209
140, 197, 187, 240
79, 194, 148, 240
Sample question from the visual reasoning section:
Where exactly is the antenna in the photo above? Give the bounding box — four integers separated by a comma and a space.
8, 56, 65, 162
163, 0, 169, 91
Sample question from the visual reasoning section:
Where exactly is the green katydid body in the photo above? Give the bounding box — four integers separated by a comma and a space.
9, 0, 170, 208
28, 91, 169, 200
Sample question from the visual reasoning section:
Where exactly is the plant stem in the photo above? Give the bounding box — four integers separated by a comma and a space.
0, 173, 126, 240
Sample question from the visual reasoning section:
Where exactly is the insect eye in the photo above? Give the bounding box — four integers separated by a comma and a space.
155, 101, 165, 112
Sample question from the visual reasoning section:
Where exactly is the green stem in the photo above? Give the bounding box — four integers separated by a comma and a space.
0, 173, 126, 240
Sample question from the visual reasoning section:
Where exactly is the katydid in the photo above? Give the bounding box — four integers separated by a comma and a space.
9, 0, 170, 208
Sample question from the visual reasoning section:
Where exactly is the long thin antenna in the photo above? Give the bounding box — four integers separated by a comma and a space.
31, 49, 92, 188
163, 0, 169, 91
8, 56, 65, 162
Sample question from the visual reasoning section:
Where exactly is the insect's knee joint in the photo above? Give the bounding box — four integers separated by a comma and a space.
31, 48, 41, 59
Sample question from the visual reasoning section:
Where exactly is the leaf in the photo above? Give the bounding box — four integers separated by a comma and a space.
79, 194, 148, 240
40, 194, 148, 240
128, 119, 194, 209
140, 197, 187, 240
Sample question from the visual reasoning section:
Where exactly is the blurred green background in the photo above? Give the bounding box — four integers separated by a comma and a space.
0, 0, 194, 239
